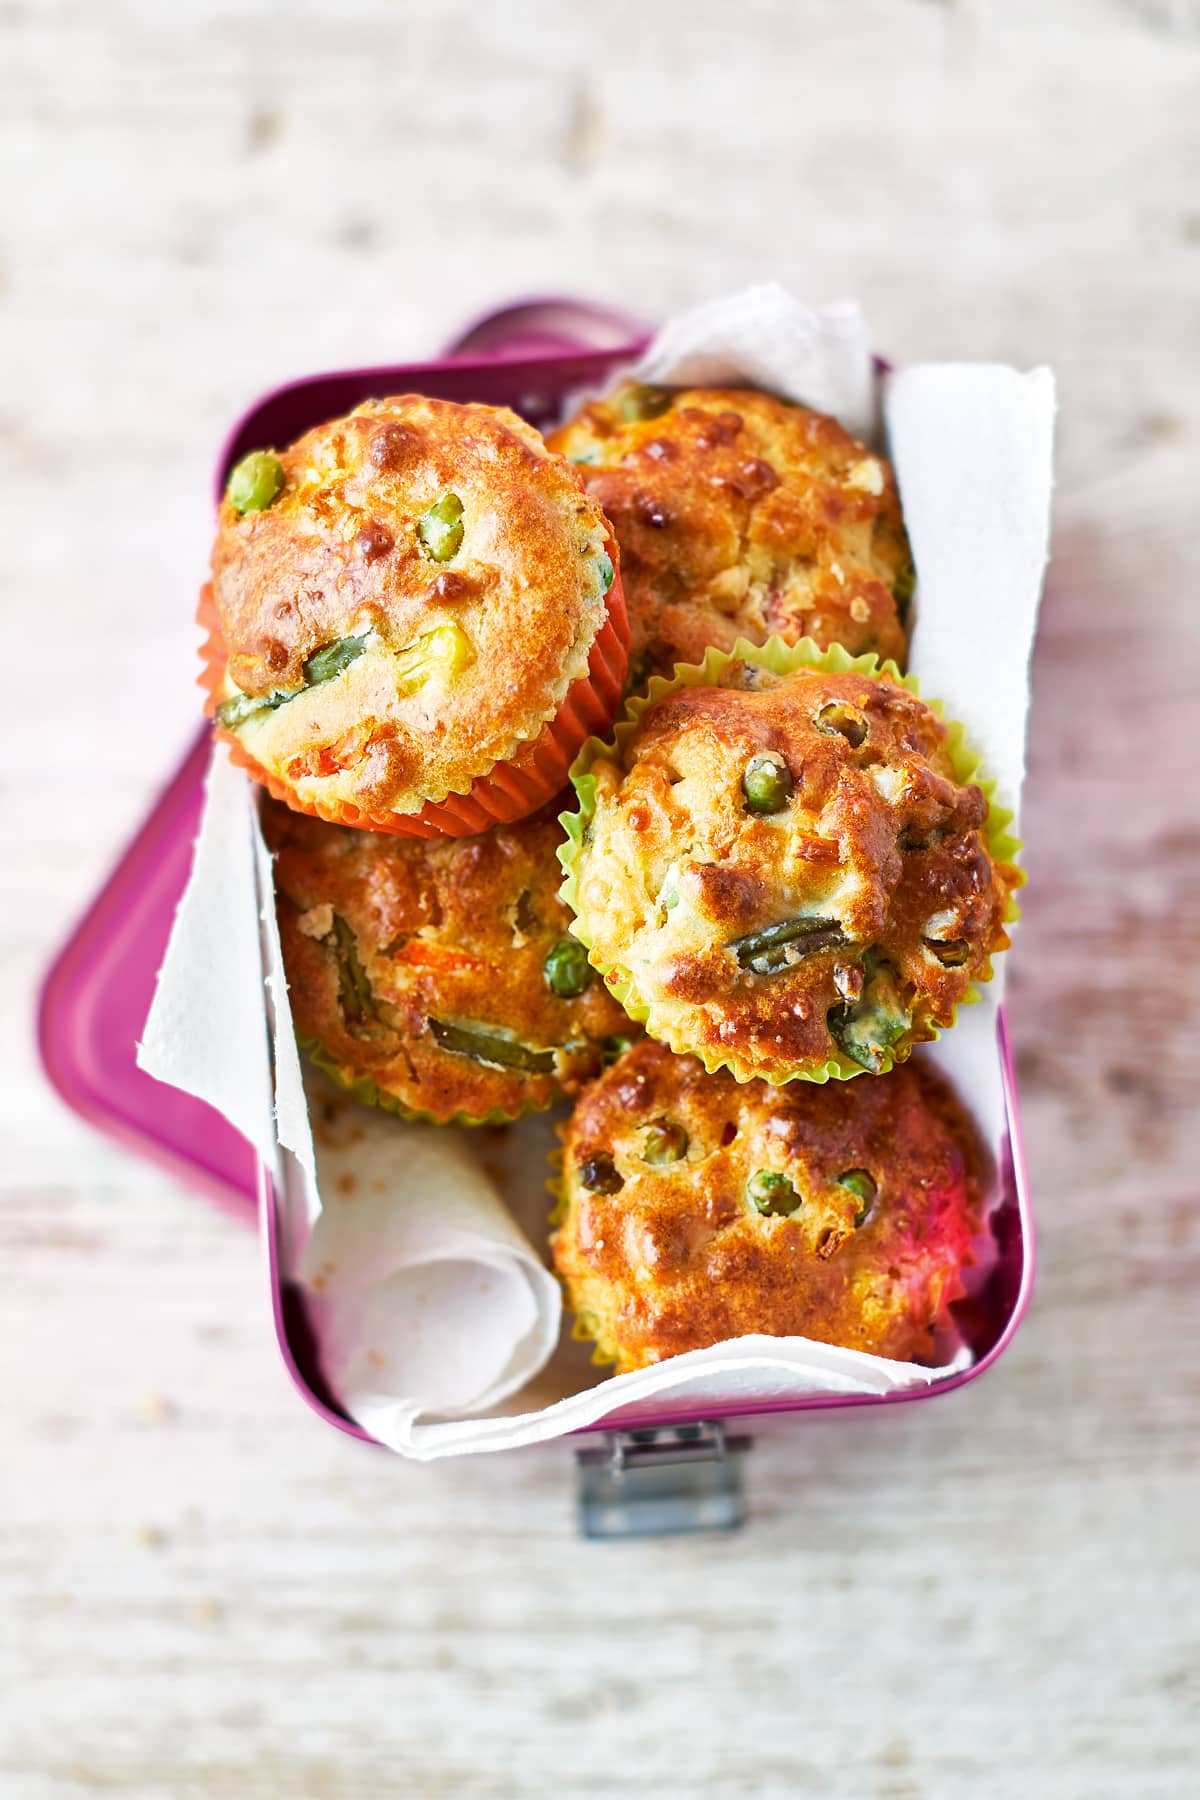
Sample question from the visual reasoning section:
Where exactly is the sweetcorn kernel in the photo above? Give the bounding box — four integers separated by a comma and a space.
394, 624, 472, 696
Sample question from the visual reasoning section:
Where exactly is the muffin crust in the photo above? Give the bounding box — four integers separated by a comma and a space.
548, 383, 910, 684
265, 800, 631, 1123
565, 649, 1016, 1082
210, 397, 617, 820
553, 1040, 980, 1371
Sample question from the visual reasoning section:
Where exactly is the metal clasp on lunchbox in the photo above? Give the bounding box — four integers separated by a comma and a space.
575, 1422, 751, 1538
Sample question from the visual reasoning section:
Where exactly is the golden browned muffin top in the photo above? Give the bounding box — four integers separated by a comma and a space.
264, 799, 632, 1124
547, 383, 910, 684
552, 1040, 980, 1372
211, 397, 616, 820
566, 654, 1016, 1082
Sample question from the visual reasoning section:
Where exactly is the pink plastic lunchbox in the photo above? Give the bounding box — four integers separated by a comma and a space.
38, 300, 1035, 1534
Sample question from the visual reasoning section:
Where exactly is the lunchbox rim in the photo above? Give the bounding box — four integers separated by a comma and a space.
37, 293, 1038, 1454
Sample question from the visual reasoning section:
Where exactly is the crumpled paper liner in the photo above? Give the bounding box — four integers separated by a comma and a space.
298, 1072, 563, 1422
139, 744, 566, 1417
558, 633, 1023, 1083
631, 283, 876, 441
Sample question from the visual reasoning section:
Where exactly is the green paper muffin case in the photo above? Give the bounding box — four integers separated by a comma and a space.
557, 635, 1023, 1085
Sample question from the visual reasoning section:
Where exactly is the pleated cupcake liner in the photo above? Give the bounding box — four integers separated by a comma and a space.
196, 544, 630, 839
557, 634, 1023, 1085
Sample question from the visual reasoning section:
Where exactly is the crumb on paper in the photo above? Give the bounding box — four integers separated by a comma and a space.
367, 1349, 387, 1370
132, 1523, 167, 1550
183, 1597, 223, 1627
312, 1097, 353, 1148
336, 1172, 357, 1198
135, 1391, 174, 1425
371, 1178, 386, 1195
879, 1735, 911, 1769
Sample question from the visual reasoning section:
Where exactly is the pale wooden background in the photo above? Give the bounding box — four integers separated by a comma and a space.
4, 2, 1199, 1795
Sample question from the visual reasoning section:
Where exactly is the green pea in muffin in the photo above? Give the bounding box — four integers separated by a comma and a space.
547, 382, 912, 687
561, 640, 1019, 1085
552, 1039, 981, 1373
264, 799, 633, 1124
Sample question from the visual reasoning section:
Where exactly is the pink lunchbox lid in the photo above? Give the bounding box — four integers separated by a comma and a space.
38, 296, 1035, 1448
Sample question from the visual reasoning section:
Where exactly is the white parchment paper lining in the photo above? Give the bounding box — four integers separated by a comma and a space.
140, 285, 1054, 1460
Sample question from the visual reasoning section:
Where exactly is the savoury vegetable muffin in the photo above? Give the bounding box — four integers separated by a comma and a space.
547, 382, 911, 686
202, 396, 628, 838
551, 1039, 980, 1372
561, 640, 1019, 1084
264, 799, 633, 1124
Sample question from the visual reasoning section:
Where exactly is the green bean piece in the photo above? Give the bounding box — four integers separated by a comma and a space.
543, 939, 592, 998
417, 492, 465, 561
925, 936, 972, 968
595, 550, 615, 594
329, 914, 379, 1037
303, 634, 369, 688
742, 753, 794, 815
837, 1168, 878, 1227
216, 635, 367, 733
814, 700, 869, 748
730, 916, 846, 976
227, 450, 285, 514
894, 561, 916, 606
828, 955, 911, 1072
215, 690, 283, 732
618, 383, 674, 422
429, 1017, 555, 1074
748, 1169, 801, 1218
640, 1119, 688, 1166
578, 1151, 623, 1195
603, 1033, 639, 1064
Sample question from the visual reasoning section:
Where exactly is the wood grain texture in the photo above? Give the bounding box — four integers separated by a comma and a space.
3, 1, 1198, 1794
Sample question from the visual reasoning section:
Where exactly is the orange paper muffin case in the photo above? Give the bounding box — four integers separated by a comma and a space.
197, 555, 630, 838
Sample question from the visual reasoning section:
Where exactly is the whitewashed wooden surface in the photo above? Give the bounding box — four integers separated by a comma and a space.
4, 2, 1199, 1795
